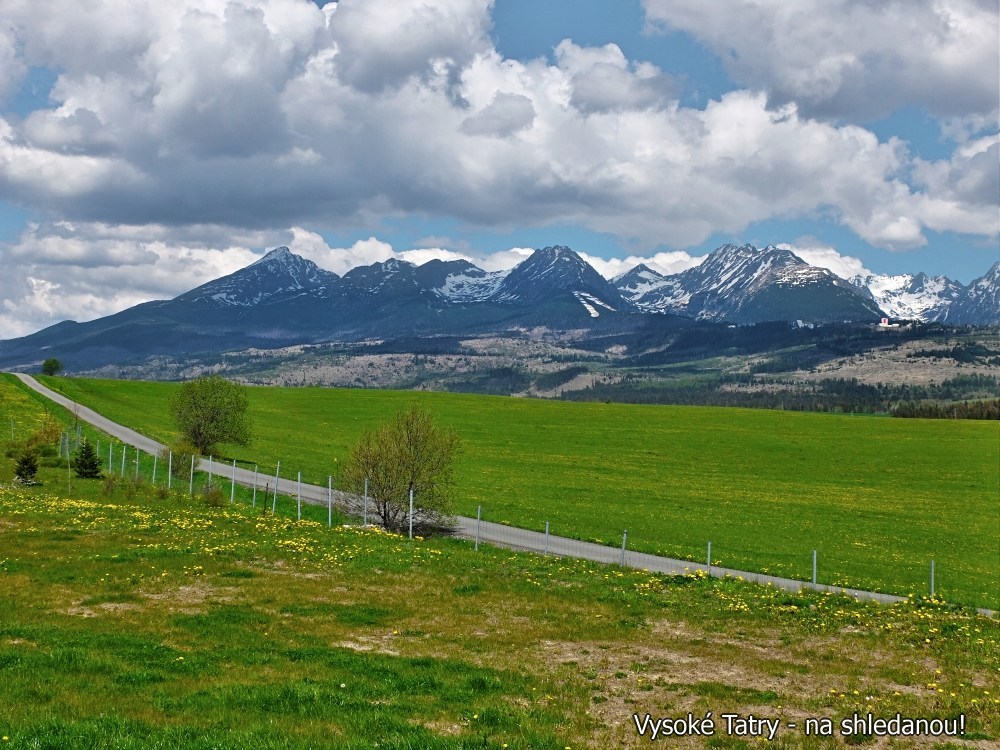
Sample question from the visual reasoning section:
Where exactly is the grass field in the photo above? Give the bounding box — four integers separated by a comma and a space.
20, 375, 1000, 609
1, 467, 998, 748
1, 375, 998, 748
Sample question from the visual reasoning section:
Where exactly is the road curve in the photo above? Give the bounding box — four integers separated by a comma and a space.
9, 372, 994, 617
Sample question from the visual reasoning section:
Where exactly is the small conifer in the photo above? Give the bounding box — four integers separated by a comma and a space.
74, 439, 103, 479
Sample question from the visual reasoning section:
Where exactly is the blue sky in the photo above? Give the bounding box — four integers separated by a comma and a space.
0, 0, 997, 338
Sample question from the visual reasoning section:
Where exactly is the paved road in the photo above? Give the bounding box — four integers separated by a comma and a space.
11, 372, 994, 617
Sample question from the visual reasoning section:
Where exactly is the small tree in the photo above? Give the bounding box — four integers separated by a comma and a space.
159, 438, 199, 479
169, 375, 252, 455
73, 438, 102, 478
41, 358, 63, 376
14, 448, 39, 485
342, 406, 460, 534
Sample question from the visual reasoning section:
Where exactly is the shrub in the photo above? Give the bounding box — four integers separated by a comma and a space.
201, 483, 225, 508
161, 439, 199, 479
14, 449, 39, 485
102, 474, 119, 497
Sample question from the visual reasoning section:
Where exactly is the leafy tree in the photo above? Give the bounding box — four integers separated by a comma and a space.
73, 438, 103, 478
14, 448, 39, 484
41, 358, 63, 376
169, 375, 252, 455
342, 406, 460, 534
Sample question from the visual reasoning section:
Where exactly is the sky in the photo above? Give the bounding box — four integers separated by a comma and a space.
0, 0, 997, 339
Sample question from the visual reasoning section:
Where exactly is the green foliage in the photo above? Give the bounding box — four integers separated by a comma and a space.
73, 439, 103, 479
168, 375, 251, 455
201, 482, 226, 508
343, 405, 460, 534
14, 448, 39, 484
160, 439, 199, 479
40, 358, 63, 376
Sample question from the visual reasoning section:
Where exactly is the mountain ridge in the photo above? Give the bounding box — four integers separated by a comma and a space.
1, 243, 996, 371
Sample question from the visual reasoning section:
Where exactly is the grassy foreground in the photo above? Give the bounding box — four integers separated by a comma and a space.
29, 376, 1000, 609
0, 467, 998, 749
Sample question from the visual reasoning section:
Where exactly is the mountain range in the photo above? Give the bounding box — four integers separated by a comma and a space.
0, 243, 996, 371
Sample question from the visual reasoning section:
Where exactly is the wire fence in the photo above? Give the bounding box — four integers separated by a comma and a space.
31, 425, 997, 616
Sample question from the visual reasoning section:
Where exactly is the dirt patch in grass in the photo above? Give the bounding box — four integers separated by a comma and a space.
142, 582, 237, 613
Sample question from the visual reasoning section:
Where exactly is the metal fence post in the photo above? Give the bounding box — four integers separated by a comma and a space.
930, 559, 935, 597
272, 462, 280, 514
108, 443, 113, 473
152, 453, 157, 485
252, 465, 258, 507
408, 488, 414, 540
167, 451, 173, 491
230, 460, 236, 503
707, 541, 712, 569
189, 455, 194, 495
621, 530, 627, 566
208, 455, 213, 487
297, 471, 302, 521
327, 475, 333, 528
812, 550, 817, 584
544, 521, 550, 556
121, 446, 126, 476
363, 478, 368, 526
475, 504, 481, 551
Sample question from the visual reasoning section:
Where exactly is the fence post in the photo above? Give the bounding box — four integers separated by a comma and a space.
208, 456, 213, 487
930, 559, 935, 597
408, 488, 414, 540
363, 478, 368, 526
108, 443, 113, 473
189, 455, 195, 495
168, 451, 173, 491
297, 471, 302, 521
252, 465, 258, 507
544, 521, 550, 556
812, 550, 817, 585
121, 446, 126, 476
272, 462, 280, 514
327, 475, 333, 528
621, 530, 628, 566
152, 453, 157, 485
230, 460, 236, 503
475, 504, 481, 551
707, 541, 712, 569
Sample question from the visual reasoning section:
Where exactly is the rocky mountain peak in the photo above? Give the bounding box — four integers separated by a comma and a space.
175, 246, 337, 307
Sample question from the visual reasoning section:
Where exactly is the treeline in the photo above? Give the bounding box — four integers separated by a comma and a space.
892, 400, 1000, 420
561, 374, 999, 419
907, 342, 1000, 365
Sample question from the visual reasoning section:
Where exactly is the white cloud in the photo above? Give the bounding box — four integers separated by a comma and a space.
579, 250, 703, 279
0, 0, 996, 337
777, 241, 873, 280
461, 92, 535, 137
642, 0, 1000, 120
555, 40, 675, 114
0, 221, 263, 337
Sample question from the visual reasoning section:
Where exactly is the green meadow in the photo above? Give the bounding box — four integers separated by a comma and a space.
24, 375, 1000, 609
0, 375, 998, 748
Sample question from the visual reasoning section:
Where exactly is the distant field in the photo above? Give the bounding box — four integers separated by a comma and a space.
27, 375, 1000, 608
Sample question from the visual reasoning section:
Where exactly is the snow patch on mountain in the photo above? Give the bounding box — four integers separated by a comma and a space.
435, 269, 509, 303
849, 272, 963, 321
